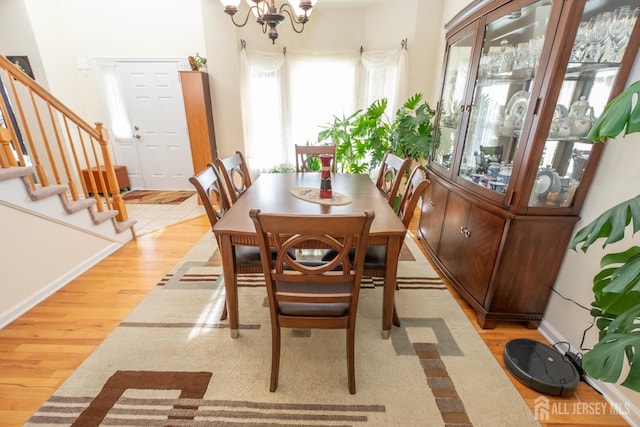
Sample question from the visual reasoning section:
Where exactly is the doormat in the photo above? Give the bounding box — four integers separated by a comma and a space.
122, 190, 195, 205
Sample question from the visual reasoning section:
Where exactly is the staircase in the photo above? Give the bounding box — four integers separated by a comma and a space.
0, 166, 136, 241
0, 55, 136, 328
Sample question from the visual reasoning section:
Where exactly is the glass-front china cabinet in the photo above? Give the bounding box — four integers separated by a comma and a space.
420, 0, 640, 328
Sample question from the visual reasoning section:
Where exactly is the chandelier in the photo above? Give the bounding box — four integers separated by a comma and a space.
219, 0, 318, 44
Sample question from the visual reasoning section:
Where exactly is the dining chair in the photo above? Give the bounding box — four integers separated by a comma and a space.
189, 163, 263, 320
250, 209, 375, 394
295, 144, 337, 173
324, 165, 430, 326
375, 151, 411, 208
215, 151, 252, 204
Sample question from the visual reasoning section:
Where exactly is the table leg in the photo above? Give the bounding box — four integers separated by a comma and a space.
219, 236, 239, 338
382, 235, 403, 339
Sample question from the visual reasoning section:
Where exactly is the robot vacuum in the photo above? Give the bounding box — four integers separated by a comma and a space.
503, 338, 579, 397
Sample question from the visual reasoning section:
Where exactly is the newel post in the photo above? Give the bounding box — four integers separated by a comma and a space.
95, 122, 128, 221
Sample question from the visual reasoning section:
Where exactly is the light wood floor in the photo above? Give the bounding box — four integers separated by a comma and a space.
0, 213, 630, 426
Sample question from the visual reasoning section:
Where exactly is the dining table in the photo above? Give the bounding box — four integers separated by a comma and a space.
212, 172, 407, 339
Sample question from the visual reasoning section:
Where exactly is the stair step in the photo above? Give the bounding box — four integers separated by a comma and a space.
115, 218, 137, 235
64, 198, 96, 214
0, 166, 32, 181
28, 184, 67, 201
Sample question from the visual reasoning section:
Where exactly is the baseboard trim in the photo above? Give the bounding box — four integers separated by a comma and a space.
539, 319, 640, 427
0, 242, 123, 329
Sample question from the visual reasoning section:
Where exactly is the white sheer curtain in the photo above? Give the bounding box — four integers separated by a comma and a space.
240, 46, 407, 171
358, 47, 408, 119
239, 49, 286, 173
95, 61, 133, 141
287, 53, 358, 165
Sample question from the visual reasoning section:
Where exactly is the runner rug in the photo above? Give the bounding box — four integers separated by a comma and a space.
25, 233, 538, 426
121, 190, 195, 205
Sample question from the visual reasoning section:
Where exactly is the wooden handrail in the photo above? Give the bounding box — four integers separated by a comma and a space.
0, 55, 128, 222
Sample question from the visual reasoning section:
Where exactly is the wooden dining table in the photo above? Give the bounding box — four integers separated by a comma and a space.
212, 172, 407, 339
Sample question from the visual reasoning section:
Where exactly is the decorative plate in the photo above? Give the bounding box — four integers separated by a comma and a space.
505, 90, 530, 123
533, 169, 561, 197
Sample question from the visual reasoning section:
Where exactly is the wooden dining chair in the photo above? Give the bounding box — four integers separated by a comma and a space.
295, 144, 337, 173
215, 151, 252, 204
323, 165, 430, 326
375, 151, 411, 208
250, 209, 375, 394
189, 163, 263, 320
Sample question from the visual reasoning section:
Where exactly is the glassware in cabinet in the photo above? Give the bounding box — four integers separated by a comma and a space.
528, 0, 640, 209
459, 0, 554, 197
432, 29, 475, 171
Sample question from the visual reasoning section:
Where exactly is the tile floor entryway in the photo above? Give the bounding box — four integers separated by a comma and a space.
125, 194, 206, 236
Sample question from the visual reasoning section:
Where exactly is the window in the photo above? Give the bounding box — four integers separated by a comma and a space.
240, 47, 407, 173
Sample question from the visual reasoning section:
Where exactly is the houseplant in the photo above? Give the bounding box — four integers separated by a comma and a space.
188, 52, 207, 71
570, 80, 640, 391
317, 93, 435, 173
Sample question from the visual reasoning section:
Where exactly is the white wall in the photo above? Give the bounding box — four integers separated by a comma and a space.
0, 0, 49, 88
0, 203, 114, 328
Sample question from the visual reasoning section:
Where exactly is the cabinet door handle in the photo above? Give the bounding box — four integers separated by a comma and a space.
460, 226, 465, 235
465, 104, 472, 112
464, 229, 471, 238
429, 200, 435, 207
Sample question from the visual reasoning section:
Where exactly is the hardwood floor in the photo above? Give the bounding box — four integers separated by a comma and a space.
0, 213, 630, 426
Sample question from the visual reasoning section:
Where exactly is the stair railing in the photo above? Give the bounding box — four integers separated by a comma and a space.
0, 55, 128, 221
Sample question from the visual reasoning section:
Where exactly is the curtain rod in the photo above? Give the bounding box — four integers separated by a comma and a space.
240, 39, 286, 55
241, 38, 407, 53
360, 39, 408, 54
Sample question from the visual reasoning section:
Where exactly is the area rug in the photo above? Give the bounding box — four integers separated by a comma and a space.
122, 190, 195, 204
25, 234, 538, 426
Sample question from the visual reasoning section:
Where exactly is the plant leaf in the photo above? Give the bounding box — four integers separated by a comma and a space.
587, 80, 640, 142
570, 195, 640, 251
583, 331, 640, 391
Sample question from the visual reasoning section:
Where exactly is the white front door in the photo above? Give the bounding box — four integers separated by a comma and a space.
115, 61, 193, 190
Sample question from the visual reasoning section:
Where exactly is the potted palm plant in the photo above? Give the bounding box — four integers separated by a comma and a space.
570, 80, 640, 391
317, 93, 435, 173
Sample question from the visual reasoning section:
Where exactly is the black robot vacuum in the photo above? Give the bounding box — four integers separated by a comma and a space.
503, 338, 580, 397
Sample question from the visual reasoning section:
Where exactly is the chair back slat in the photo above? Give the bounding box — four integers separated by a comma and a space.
188, 163, 229, 230
215, 151, 252, 203
295, 144, 337, 173
375, 151, 411, 207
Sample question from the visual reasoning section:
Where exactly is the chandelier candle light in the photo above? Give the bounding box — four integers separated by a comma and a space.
219, 0, 318, 44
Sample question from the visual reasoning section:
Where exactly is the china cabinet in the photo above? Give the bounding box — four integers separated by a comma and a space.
419, 0, 640, 328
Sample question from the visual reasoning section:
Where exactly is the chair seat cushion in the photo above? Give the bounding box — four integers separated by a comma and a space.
321, 246, 387, 269
278, 301, 349, 317
235, 246, 296, 267
234, 245, 263, 266
276, 280, 350, 316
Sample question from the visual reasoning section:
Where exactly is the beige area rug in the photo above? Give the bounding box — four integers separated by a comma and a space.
25, 234, 539, 426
